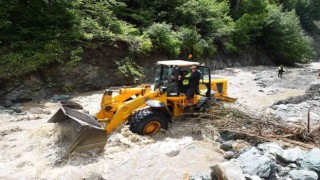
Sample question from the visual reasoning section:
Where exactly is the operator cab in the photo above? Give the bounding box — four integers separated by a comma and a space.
154, 60, 211, 98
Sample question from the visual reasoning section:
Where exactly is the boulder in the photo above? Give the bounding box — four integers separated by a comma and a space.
237, 147, 272, 178
277, 104, 288, 111
220, 140, 233, 151
51, 95, 71, 101
213, 159, 246, 180
190, 173, 211, 180
288, 170, 318, 180
3, 100, 13, 108
257, 142, 283, 159
159, 141, 180, 157
223, 151, 235, 159
297, 148, 320, 175
277, 147, 306, 163
232, 140, 250, 153
244, 174, 262, 180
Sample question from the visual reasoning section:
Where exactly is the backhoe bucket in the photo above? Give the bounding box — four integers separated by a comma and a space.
48, 107, 108, 155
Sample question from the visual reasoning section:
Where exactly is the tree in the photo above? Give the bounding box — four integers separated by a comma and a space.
263, 5, 314, 63
144, 23, 181, 58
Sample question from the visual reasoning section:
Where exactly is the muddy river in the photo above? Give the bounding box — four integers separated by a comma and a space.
1, 63, 319, 179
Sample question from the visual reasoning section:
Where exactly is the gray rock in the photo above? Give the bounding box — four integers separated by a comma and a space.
277, 104, 288, 111
213, 159, 246, 180
13, 103, 22, 107
51, 95, 71, 101
297, 148, 320, 174
190, 173, 211, 180
289, 170, 318, 180
288, 163, 297, 168
237, 147, 272, 178
3, 100, 13, 108
220, 140, 233, 151
244, 174, 262, 180
298, 102, 311, 109
277, 147, 306, 163
12, 107, 22, 113
257, 142, 283, 159
85, 173, 105, 180
278, 165, 290, 177
159, 141, 180, 157
224, 151, 235, 159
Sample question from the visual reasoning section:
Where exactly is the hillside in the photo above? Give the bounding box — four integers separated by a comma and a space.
0, 0, 319, 104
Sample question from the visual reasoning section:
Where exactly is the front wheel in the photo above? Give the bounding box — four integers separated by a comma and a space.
128, 108, 169, 135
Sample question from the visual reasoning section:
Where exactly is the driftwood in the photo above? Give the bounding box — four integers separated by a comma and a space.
180, 102, 320, 149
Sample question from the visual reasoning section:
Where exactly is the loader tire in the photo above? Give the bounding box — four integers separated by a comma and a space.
128, 108, 169, 136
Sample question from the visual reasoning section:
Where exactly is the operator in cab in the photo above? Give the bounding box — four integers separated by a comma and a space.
179, 65, 201, 106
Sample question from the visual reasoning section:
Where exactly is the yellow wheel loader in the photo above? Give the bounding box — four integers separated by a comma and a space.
48, 60, 236, 155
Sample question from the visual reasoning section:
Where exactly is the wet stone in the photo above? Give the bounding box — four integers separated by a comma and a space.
244, 174, 262, 180
276, 104, 288, 111
190, 173, 211, 180
223, 151, 235, 159
276, 147, 306, 163
12, 107, 22, 113
51, 94, 71, 101
3, 100, 13, 108
237, 147, 272, 178
257, 142, 283, 160
297, 148, 320, 175
289, 170, 318, 180
220, 140, 233, 151
213, 159, 246, 180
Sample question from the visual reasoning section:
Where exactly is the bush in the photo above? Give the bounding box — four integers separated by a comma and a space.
116, 57, 145, 79
177, 27, 216, 58
262, 5, 314, 63
144, 23, 181, 58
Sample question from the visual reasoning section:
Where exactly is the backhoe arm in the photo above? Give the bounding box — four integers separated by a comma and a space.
96, 87, 150, 120
105, 90, 160, 133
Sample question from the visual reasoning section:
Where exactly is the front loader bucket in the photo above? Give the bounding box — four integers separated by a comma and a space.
48, 107, 108, 155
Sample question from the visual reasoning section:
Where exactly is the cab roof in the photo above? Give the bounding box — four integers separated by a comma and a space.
156, 60, 200, 67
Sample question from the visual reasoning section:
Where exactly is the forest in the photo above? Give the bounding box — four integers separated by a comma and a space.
0, 0, 319, 78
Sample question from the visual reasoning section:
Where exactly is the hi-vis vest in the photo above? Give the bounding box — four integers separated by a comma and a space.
183, 73, 191, 85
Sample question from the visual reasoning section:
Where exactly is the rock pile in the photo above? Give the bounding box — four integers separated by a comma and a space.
211, 142, 320, 180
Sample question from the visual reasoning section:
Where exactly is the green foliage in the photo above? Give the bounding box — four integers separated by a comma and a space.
127, 36, 153, 54
110, 0, 187, 27
263, 5, 314, 62
144, 23, 181, 58
116, 57, 145, 79
66, 47, 84, 66
175, 0, 234, 37
230, 0, 269, 49
176, 27, 216, 58
0, 0, 317, 78
0, 40, 67, 78
279, 0, 320, 31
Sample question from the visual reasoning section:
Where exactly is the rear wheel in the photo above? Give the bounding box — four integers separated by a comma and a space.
128, 108, 169, 135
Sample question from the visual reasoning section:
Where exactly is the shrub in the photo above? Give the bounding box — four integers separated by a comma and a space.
144, 23, 181, 58
117, 57, 145, 79
262, 5, 314, 63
